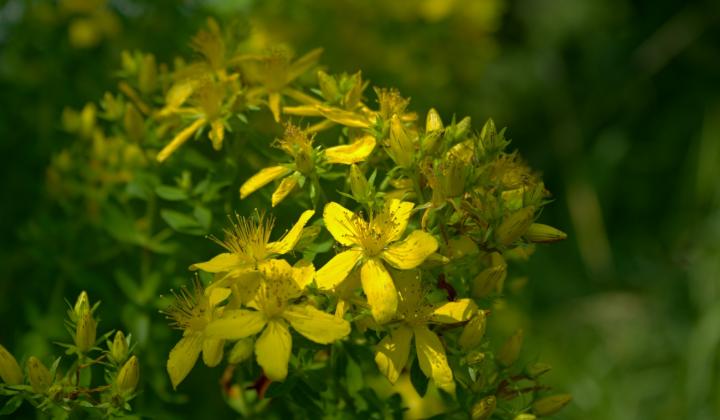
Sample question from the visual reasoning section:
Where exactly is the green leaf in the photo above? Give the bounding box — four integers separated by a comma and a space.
160, 209, 205, 235
0, 396, 23, 416
155, 185, 188, 201
193, 205, 212, 229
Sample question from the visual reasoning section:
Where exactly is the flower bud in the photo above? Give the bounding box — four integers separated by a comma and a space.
471, 396, 496, 420
459, 310, 487, 351
446, 236, 479, 260
532, 394, 572, 416
110, 331, 129, 364
498, 329, 524, 367
0, 344, 23, 385
465, 350, 486, 366
228, 338, 254, 364
116, 355, 139, 396
27, 356, 52, 394
524, 223, 567, 243
387, 114, 414, 168
75, 310, 97, 353
317, 70, 339, 102
349, 164, 369, 202
74, 291, 91, 318
526, 362, 552, 378
123, 104, 145, 143
496, 207, 535, 246
472, 264, 506, 298
425, 108, 444, 132
514, 414, 536, 420
440, 156, 466, 198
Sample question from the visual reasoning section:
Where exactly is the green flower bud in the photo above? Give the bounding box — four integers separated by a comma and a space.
388, 114, 415, 168
426, 108, 444, 132
514, 414, 537, 420
317, 70, 340, 102
0, 344, 23, 385
498, 329, 524, 367
533, 394, 572, 416
349, 164, 369, 203
74, 291, 91, 318
123, 104, 145, 143
75, 310, 97, 353
138, 54, 157, 95
524, 223, 567, 243
116, 355, 139, 395
228, 338, 254, 364
459, 310, 487, 351
110, 331, 129, 364
472, 264, 507, 298
526, 362, 552, 378
465, 351, 486, 366
471, 396, 496, 420
496, 207, 535, 246
27, 356, 52, 394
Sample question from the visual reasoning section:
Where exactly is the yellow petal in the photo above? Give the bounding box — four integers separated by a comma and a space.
429, 299, 477, 324
271, 173, 300, 207
266, 209, 315, 254
167, 333, 203, 389
360, 258, 398, 324
205, 309, 267, 340
323, 202, 363, 246
190, 253, 242, 272
283, 304, 350, 344
202, 337, 224, 367
268, 92, 282, 122
207, 287, 232, 308
315, 249, 362, 290
292, 260, 315, 291
382, 230, 438, 270
283, 104, 323, 117
382, 199, 414, 242
209, 119, 225, 150
157, 118, 207, 162
317, 105, 370, 128
287, 48, 323, 82
256, 320, 292, 381
374, 325, 412, 384
324, 135, 376, 165
414, 325, 455, 394
240, 166, 292, 199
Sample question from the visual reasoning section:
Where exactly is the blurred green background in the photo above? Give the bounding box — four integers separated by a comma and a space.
2, 0, 719, 418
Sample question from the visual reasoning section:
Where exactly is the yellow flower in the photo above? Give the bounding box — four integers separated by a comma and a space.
157, 79, 239, 162
191, 209, 314, 278
165, 279, 232, 389
374, 270, 477, 394
240, 125, 375, 206
315, 199, 438, 324
204, 259, 350, 381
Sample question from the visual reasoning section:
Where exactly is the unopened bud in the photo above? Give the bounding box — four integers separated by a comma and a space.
525, 223, 567, 243
465, 351, 486, 366
116, 355, 139, 395
27, 356, 52, 394
471, 395, 496, 420
498, 329, 524, 367
110, 331, 129, 364
446, 236, 479, 260
388, 114, 414, 168
0, 344, 23, 385
440, 156, 466, 198
349, 164, 369, 202
472, 263, 506, 298
74, 291, 91, 317
526, 362, 552, 378
459, 311, 487, 351
138, 54, 157, 94
496, 207, 535, 246
75, 310, 97, 353
317, 71, 339, 101
533, 394, 572, 416
123, 104, 145, 142
426, 108, 444, 132
228, 338, 254, 364
514, 414, 537, 420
